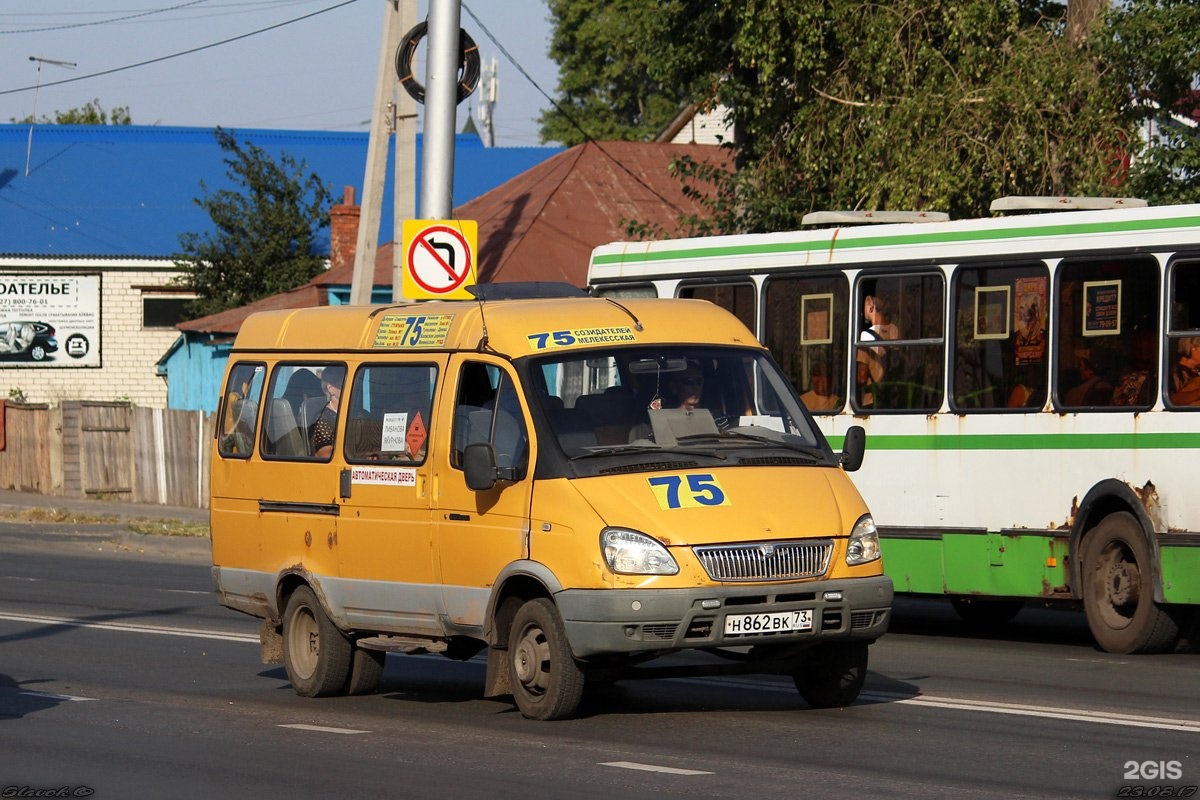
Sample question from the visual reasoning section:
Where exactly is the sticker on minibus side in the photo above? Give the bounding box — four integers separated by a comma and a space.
527, 327, 637, 351
374, 314, 454, 348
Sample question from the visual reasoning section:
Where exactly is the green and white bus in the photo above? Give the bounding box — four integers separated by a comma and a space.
587, 199, 1200, 654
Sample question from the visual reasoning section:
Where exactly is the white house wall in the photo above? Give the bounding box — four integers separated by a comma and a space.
0, 258, 188, 407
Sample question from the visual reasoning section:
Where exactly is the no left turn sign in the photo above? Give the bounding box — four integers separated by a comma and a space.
402, 219, 478, 300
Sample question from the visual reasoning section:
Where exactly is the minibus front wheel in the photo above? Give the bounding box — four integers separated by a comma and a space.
508, 598, 585, 721
282, 585, 353, 697
793, 640, 868, 708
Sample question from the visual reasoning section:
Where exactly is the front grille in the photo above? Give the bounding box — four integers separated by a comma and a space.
851, 610, 887, 629
641, 623, 679, 641
693, 539, 833, 582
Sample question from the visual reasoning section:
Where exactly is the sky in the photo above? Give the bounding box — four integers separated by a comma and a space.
0, 0, 560, 147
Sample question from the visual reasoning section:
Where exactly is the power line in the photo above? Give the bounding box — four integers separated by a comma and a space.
0, 1, 211, 35
0, 0, 360, 97
461, 2, 688, 213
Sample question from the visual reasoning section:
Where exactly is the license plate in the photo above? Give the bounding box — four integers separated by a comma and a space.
723, 609, 813, 635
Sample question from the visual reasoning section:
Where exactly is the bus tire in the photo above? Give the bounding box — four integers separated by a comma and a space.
508, 598, 585, 720
282, 585, 353, 697
793, 641, 868, 708
345, 648, 386, 695
1081, 512, 1179, 654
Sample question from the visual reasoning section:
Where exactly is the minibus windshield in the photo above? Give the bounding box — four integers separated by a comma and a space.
530, 346, 826, 459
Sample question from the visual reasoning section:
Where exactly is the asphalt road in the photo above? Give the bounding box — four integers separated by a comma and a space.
0, 504, 1197, 799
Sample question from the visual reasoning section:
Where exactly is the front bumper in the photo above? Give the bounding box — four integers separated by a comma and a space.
555, 575, 893, 658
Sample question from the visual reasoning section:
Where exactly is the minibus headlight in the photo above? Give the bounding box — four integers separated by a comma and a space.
601, 528, 679, 575
846, 514, 881, 565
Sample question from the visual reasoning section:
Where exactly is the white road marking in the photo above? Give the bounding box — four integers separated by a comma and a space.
600, 761, 712, 776
859, 691, 1200, 733
0, 611, 257, 643
18, 690, 97, 702
157, 589, 212, 596
279, 724, 370, 735
3, 611, 1196, 734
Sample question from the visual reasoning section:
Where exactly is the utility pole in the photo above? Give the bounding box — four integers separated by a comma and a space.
350, 0, 417, 305
25, 56, 76, 177
478, 57, 498, 148
392, 0, 417, 303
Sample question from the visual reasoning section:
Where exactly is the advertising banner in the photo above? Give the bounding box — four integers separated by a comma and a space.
0, 274, 101, 368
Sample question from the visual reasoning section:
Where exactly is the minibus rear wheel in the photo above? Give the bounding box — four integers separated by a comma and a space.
508, 598, 585, 720
282, 585, 353, 697
793, 641, 868, 709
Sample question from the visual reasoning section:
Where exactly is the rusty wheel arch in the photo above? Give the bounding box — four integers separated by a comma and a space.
1068, 478, 1164, 603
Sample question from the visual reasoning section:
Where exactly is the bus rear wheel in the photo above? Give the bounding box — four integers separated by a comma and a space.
1081, 513, 1178, 654
793, 641, 868, 708
282, 585, 353, 697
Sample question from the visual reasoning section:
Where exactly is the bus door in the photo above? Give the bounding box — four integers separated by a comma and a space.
215, 361, 344, 581
335, 361, 442, 635
433, 357, 534, 632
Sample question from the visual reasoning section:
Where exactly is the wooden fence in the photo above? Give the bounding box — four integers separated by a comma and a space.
0, 400, 214, 509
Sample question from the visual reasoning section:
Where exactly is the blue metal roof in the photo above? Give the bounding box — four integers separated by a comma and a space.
0, 124, 561, 258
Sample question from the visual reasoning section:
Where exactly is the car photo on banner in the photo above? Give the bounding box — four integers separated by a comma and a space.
0, 320, 59, 362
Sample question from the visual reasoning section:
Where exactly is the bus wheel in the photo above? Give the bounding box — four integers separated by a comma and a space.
950, 598, 1023, 627
345, 648, 386, 695
282, 585, 352, 697
793, 641, 868, 708
1081, 513, 1179, 654
508, 598, 585, 720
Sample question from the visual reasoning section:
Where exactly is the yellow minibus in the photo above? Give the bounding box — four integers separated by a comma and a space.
210, 284, 892, 719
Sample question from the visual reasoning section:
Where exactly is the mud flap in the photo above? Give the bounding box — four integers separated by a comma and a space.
482, 644, 511, 698
260, 619, 283, 664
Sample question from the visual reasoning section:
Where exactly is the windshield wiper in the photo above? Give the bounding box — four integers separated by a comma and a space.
675, 431, 823, 460
571, 444, 727, 461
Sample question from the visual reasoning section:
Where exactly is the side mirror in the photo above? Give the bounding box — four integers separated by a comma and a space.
840, 425, 865, 472
463, 442, 498, 491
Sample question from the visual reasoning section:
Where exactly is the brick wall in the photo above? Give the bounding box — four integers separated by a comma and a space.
0, 262, 188, 408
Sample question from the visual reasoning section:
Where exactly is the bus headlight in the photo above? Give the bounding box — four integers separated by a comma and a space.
601, 528, 679, 575
846, 514, 881, 565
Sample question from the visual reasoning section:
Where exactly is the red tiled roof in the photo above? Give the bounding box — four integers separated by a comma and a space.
462, 140, 727, 284
179, 140, 728, 334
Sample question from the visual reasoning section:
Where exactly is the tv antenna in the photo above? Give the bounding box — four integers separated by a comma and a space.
25, 56, 77, 176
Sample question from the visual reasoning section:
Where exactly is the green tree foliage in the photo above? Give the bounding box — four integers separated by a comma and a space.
10, 99, 132, 125
538, 0, 692, 144
637, 0, 1140, 233
1100, 0, 1200, 204
552, 0, 1198, 234
174, 128, 332, 318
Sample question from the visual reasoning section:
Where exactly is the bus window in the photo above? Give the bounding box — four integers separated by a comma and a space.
261, 363, 343, 459
679, 282, 757, 336
763, 274, 849, 413
853, 274, 944, 412
345, 364, 436, 463
452, 362, 529, 477
950, 262, 1049, 411
218, 362, 265, 458
1166, 258, 1200, 408
1055, 256, 1160, 411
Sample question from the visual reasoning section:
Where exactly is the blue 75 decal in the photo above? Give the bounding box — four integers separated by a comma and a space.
647, 473, 729, 509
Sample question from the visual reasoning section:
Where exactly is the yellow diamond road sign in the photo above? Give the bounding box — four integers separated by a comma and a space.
401, 219, 477, 300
